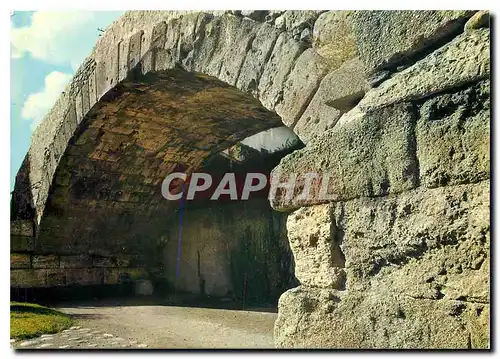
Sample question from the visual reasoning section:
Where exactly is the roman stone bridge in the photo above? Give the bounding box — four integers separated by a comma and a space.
11, 10, 490, 348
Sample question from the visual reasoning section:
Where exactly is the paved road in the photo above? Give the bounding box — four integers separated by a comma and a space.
13, 298, 277, 349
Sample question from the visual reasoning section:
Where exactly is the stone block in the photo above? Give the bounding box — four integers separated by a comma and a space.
60, 255, 92, 269
204, 14, 242, 79
45, 269, 66, 286
351, 10, 476, 74
191, 15, 221, 73
103, 268, 120, 285
115, 255, 132, 267
65, 268, 104, 285
465, 11, 489, 32
81, 81, 90, 115
103, 267, 148, 285
275, 181, 489, 349
88, 69, 98, 108
312, 11, 358, 71
176, 13, 200, 70
128, 30, 144, 71
11, 236, 35, 252
258, 32, 306, 111
270, 103, 419, 211
286, 204, 345, 289
11, 253, 31, 269
32, 255, 59, 269
236, 22, 280, 95
11, 269, 46, 287
275, 11, 322, 36
416, 80, 490, 188
11, 220, 34, 237
74, 90, 84, 125
294, 57, 370, 143
275, 48, 329, 128
118, 37, 130, 82
357, 28, 490, 111
92, 256, 116, 268
218, 17, 260, 86
135, 279, 154, 295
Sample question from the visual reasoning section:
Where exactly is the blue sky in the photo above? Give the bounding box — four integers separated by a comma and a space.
10, 11, 124, 191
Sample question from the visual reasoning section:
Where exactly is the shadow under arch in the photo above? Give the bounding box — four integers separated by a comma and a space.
22, 67, 300, 306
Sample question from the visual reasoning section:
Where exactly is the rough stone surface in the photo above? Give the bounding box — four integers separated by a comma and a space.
9, 10, 491, 349
354, 28, 490, 113
32, 255, 59, 269
275, 11, 323, 38
312, 11, 358, 70
11, 221, 34, 237
351, 10, 476, 74
464, 11, 489, 32
258, 32, 306, 114
276, 181, 489, 348
294, 57, 370, 143
286, 205, 345, 289
11, 253, 31, 269
416, 81, 490, 188
236, 23, 280, 96
275, 48, 329, 127
135, 279, 154, 295
60, 255, 92, 269
271, 102, 419, 211
11, 236, 35, 252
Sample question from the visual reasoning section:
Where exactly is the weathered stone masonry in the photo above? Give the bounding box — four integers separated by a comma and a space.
10, 10, 490, 348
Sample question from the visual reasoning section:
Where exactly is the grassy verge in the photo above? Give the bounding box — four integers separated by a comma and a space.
10, 302, 74, 340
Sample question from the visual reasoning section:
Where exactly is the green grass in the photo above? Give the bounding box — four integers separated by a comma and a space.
10, 302, 74, 340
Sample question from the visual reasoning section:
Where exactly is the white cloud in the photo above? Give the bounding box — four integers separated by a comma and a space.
22, 71, 72, 130
11, 11, 122, 70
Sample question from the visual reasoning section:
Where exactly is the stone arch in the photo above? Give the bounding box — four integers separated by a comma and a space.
12, 10, 332, 226
12, 10, 335, 302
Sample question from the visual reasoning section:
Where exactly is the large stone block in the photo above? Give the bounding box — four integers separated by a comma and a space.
270, 103, 419, 211
11, 236, 35, 252
128, 30, 144, 72
176, 13, 201, 69
356, 28, 490, 112
32, 255, 59, 269
11, 253, 31, 269
103, 267, 149, 285
351, 10, 476, 74
218, 18, 260, 86
258, 32, 306, 112
236, 22, 280, 95
11, 220, 34, 237
338, 181, 490, 286
92, 256, 116, 268
60, 255, 92, 269
416, 80, 490, 188
275, 181, 489, 349
45, 269, 66, 286
286, 204, 345, 289
312, 11, 358, 71
11, 269, 46, 287
190, 15, 221, 73
66, 268, 104, 285
274, 11, 323, 37
275, 49, 329, 128
294, 57, 370, 143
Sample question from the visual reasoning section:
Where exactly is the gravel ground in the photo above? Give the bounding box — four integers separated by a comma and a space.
12, 298, 277, 349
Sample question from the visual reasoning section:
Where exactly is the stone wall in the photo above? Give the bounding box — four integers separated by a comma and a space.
162, 199, 295, 304
271, 11, 490, 349
11, 221, 153, 289
10, 10, 490, 349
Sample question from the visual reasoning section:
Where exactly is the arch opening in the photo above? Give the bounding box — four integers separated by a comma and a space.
12, 67, 303, 307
